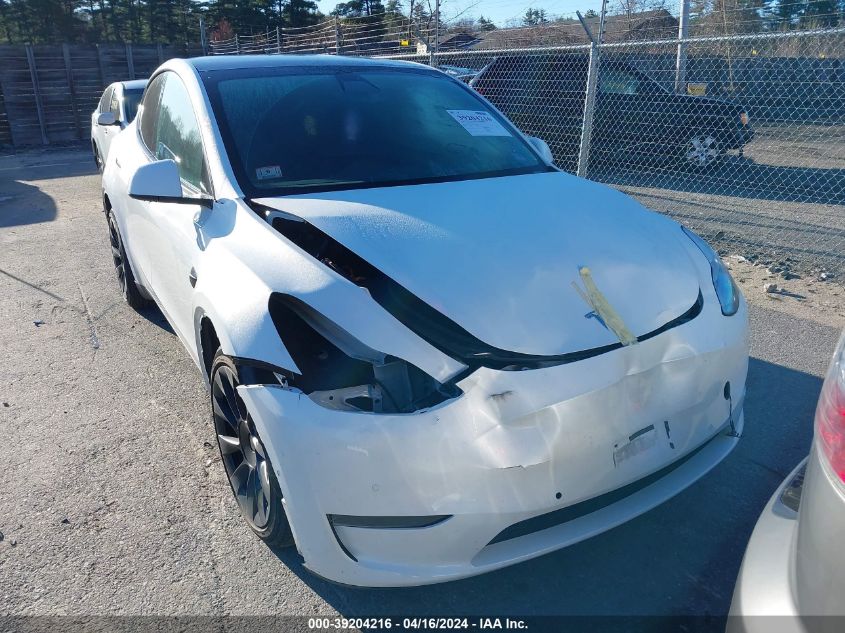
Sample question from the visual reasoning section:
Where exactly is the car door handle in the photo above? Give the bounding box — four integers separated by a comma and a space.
188, 267, 197, 288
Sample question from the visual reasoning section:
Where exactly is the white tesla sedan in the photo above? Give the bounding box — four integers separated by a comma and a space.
91, 79, 147, 170
101, 55, 749, 587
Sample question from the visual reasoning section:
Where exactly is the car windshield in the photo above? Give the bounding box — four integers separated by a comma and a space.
124, 89, 144, 122
202, 65, 549, 196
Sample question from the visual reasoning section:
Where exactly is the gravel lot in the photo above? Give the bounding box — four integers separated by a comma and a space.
592, 122, 845, 279
1, 146, 844, 623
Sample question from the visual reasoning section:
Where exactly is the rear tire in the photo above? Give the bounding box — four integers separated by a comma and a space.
211, 351, 294, 548
107, 210, 150, 310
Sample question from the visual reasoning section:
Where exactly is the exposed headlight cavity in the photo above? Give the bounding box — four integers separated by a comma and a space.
268, 293, 461, 414
681, 226, 740, 316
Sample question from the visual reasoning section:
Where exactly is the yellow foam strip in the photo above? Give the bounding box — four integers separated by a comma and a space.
578, 266, 638, 347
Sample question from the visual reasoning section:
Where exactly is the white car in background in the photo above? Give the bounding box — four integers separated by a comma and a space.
729, 331, 845, 631
91, 79, 147, 170
100, 55, 749, 587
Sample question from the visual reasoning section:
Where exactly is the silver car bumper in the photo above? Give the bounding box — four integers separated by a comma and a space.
729, 445, 845, 632
728, 459, 806, 632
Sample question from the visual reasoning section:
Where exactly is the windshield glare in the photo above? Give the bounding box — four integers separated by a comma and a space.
205, 66, 547, 196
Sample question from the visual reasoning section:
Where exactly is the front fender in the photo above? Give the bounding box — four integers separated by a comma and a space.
189, 199, 465, 386
192, 248, 299, 378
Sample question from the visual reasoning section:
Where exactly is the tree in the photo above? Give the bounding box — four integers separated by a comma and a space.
381, 0, 407, 37
522, 7, 548, 25
765, 0, 802, 28
209, 16, 233, 41
331, 0, 385, 16
288, 0, 318, 26
477, 14, 496, 30
205, 0, 321, 36
691, 0, 765, 35
1, 0, 86, 43
799, 0, 840, 27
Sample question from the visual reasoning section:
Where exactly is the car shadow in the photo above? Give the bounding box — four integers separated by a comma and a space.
0, 144, 97, 228
137, 302, 174, 334
0, 177, 58, 228
267, 356, 823, 624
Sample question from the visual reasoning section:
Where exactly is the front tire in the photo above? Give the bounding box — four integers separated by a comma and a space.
211, 351, 294, 547
107, 210, 150, 310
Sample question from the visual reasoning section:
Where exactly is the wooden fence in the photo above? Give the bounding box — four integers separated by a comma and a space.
0, 43, 204, 148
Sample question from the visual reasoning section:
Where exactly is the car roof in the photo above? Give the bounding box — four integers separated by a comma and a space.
120, 79, 148, 91
188, 54, 426, 73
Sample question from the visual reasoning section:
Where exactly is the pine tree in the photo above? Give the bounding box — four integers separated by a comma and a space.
800, 0, 840, 27
522, 7, 548, 26
477, 14, 496, 30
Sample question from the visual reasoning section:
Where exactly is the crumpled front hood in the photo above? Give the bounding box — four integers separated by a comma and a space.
255, 171, 701, 356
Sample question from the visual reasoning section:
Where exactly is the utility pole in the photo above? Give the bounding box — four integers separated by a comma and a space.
674, 0, 690, 93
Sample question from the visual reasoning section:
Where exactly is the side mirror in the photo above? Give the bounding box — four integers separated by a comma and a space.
129, 160, 213, 208
97, 112, 118, 126
527, 136, 555, 166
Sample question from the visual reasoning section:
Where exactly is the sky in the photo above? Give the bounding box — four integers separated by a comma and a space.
313, 0, 611, 28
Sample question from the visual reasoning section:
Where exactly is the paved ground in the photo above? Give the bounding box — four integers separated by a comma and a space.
0, 147, 843, 621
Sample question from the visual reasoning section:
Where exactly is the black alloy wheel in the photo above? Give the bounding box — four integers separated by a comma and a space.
107, 211, 149, 310
211, 351, 293, 546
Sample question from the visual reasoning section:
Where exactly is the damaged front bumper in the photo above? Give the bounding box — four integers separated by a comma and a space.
238, 299, 748, 587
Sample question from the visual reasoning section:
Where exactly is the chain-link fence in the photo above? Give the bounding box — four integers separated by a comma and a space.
210, 22, 845, 281
405, 28, 845, 280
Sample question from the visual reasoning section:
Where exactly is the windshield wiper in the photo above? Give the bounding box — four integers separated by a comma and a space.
272, 179, 368, 189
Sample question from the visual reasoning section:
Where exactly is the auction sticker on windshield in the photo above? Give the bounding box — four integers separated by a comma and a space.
447, 110, 511, 137
256, 165, 283, 180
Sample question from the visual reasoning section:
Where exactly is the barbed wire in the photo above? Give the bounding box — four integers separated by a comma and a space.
208, 12, 441, 56
207, 0, 845, 57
